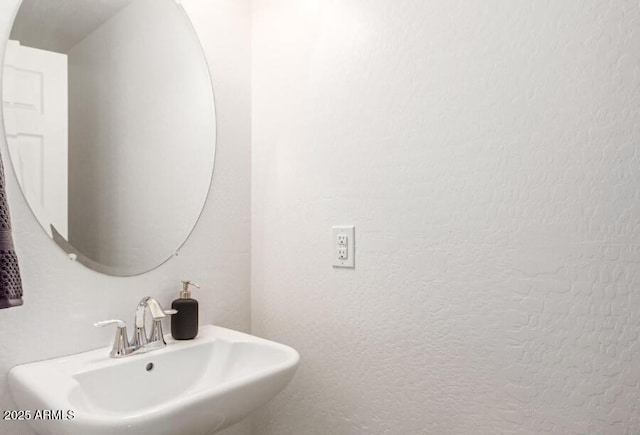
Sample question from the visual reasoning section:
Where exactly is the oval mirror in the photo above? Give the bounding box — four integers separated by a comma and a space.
2, 0, 216, 276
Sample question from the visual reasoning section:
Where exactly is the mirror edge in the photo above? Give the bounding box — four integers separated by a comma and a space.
0, 0, 219, 277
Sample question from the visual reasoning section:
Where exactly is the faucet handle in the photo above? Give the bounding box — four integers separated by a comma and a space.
94, 319, 131, 358
149, 310, 177, 346
94, 319, 126, 328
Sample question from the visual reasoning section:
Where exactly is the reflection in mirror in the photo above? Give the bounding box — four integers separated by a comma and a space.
2, 0, 216, 276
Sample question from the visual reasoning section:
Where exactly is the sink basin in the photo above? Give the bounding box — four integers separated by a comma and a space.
8, 325, 299, 435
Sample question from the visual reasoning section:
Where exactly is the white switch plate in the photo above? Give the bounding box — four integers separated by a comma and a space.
332, 226, 355, 268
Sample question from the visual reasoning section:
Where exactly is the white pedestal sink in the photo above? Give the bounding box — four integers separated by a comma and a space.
8, 325, 299, 435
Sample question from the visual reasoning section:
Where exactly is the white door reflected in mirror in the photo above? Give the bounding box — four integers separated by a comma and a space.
3, 40, 68, 239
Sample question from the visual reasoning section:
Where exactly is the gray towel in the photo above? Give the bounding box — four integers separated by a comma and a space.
0, 155, 22, 308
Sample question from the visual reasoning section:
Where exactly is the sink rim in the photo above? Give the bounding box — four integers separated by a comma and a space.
9, 325, 299, 427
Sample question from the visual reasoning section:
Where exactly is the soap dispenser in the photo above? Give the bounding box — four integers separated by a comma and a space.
171, 280, 200, 340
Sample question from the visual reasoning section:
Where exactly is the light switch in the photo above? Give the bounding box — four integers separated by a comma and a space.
332, 226, 355, 268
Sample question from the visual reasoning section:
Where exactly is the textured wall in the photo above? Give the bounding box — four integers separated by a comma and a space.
251, 1, 640, 434
0, 0, 251, 434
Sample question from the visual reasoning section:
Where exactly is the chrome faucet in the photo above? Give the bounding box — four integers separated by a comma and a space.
94, 297, 177, 358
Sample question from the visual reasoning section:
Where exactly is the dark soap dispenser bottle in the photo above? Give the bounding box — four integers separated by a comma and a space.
171, 280, 200, 340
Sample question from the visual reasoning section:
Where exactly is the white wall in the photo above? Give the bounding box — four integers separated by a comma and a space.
67, 0, 216, 275
0, 0, 251, 434
251, 1, 640, 434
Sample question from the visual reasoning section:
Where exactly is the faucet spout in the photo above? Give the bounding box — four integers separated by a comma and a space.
133, 297, 175, 349
136, 297, 166, 328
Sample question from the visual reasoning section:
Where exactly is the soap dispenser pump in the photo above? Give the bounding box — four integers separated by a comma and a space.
171, 280, 200, 340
